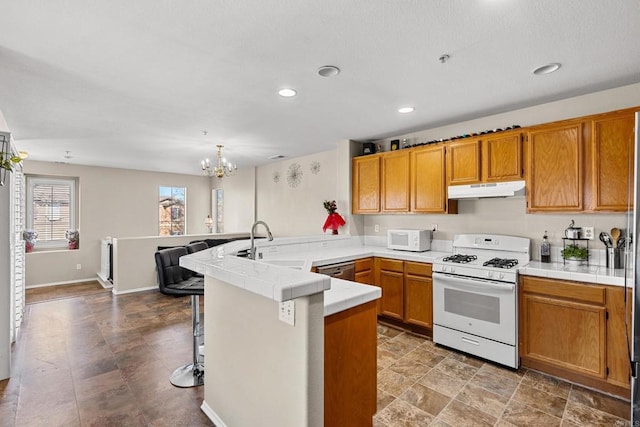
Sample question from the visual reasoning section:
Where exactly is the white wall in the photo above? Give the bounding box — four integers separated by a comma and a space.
23, 161, 212, 287
210, 167, 255, 233
256, 150, 340, 237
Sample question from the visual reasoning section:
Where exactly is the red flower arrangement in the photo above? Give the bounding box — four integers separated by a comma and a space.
323, 200, 345, 234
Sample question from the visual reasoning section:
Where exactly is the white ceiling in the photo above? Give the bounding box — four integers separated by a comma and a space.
1, 0, 639, 175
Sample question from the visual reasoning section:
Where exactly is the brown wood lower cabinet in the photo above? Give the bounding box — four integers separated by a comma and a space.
404, 262, 433, 329
375, 258, 405, 320
520, 276, 631, 398
374, 258, 433, 332
354, 257, 374, 285
325, 300, 377, 427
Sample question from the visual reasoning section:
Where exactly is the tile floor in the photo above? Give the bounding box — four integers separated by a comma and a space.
374, 324, 631, 427
0, 285, 632, 426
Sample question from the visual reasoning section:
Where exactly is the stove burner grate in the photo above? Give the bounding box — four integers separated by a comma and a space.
482, 258, 519, 269
442, 254, 478, 264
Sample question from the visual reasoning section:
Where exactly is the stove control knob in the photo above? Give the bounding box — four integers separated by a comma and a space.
487, 271, 493, 278
499, 273, 505, 280
451, 267, 456, 273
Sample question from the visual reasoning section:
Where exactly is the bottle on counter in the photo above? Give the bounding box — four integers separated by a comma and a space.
541, 230, 551, 263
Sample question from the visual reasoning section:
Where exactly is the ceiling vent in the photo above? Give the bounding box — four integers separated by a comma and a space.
269, 154, 286, 160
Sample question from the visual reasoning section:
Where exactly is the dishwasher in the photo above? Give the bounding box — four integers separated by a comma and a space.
316, 261, 355, 281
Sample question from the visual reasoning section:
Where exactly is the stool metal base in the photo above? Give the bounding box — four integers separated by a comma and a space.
170, 363, 204, 388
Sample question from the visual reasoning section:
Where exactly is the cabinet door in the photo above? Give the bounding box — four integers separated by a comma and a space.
591, 113, 635, 211
521, 294, 606, 378
404, 274, 432, 328
381, 151, 410, 212
375, 258, 404, 320
606, 286, 632, 389
352, 155, 381, 214
446, 139, 481, 185
411, 145, 447, 213
527, 122, 584, 212
483, 133, 523, 182
520, 277, 607, 380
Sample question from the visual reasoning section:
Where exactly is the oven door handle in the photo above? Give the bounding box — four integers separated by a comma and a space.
433, 272, 515, 292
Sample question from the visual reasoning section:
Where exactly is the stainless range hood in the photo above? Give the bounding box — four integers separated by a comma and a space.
447, 180, 526, 199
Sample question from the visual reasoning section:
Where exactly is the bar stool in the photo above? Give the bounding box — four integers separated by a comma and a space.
155, 246, 205, 387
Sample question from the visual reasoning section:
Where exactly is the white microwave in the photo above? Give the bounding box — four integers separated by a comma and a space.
387, 229, 431, 252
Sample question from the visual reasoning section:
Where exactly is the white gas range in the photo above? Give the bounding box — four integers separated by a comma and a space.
432, 234, 531, 368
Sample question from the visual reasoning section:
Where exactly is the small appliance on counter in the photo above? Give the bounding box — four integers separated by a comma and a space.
387, 229, 431, 252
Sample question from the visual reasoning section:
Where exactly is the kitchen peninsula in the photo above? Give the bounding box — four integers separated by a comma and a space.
180, 235, 390, 427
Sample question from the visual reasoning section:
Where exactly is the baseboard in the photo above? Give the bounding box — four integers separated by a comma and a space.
111, 285, 158, 295
25, 277, 100, 289
200, 401, 227, 427
96, 273, 113, 289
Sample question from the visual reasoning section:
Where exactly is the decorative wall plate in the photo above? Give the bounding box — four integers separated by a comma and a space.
287, 163, 303, 188
310, 161, 320, 175
272, 171, 281, 183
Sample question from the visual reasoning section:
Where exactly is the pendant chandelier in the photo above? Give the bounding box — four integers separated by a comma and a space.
201, 144, 237, 178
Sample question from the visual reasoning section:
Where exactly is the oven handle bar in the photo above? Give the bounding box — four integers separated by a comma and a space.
433, 272, 515, 292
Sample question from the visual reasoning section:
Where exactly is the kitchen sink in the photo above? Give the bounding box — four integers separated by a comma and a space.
257, 259, 307, 270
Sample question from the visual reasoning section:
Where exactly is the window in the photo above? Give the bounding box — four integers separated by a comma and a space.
159, 186, 186, 235
26, 176, 77, 249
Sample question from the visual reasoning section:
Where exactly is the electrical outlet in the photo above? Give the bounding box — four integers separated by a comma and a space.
374, 224, 380, 233
76, 263, 82, 270
583, 226, 595, 240
278, 301, 295, 326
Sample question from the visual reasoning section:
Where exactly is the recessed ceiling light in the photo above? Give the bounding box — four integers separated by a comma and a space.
317, 65, 340, 77
278, 88, 297, 97
533, 63, 561, 75
398, 107, 415, 114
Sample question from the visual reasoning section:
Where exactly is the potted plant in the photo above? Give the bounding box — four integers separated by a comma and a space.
561, 244, 589, 265
0, 138, 22, 186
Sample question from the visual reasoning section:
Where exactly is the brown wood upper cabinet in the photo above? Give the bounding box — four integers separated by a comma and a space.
381, 150, 410, 212
352, 155, 381, 214
526, 121, 584, 212
588, 110, 635, 211
446, 138, 482, 185
483, 133, 523, 182
446, 131, 523, 186
411, 145, 451, 213
526, 108, 636, 213
352, 144, 455, 214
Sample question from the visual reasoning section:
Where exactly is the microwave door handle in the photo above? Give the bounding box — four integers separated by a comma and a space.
433, 272, 515, 292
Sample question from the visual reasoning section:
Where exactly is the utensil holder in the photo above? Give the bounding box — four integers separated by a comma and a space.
606, 248, 623, 270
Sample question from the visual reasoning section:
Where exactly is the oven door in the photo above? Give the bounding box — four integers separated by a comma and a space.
432, 272, 516, 345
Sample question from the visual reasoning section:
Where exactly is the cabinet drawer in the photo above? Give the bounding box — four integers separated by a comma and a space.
405, 261, 432, 277
378, 258, 404, 273
355, 257, 373, 273
521, 277, 605, 305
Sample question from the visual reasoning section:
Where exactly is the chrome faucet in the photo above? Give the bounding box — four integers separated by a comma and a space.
249, 220, 274, 259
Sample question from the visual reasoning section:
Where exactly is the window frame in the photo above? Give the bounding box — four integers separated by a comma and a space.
159, 186, 187, 236
25, 175, 78, 250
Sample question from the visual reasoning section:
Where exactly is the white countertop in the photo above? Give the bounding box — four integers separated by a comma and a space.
180, 235, 629, 318
519, 261, 629, 287
179, 236, 446, 316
